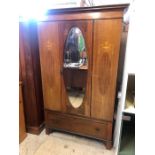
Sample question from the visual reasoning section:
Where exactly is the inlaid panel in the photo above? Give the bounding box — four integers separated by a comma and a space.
91, 19, 122, 121
38, 22, 62, 111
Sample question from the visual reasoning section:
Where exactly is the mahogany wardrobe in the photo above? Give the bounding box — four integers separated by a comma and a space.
37, 4, 128, 149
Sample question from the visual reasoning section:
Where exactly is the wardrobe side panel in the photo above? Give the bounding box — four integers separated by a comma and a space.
91, 19, 122, 121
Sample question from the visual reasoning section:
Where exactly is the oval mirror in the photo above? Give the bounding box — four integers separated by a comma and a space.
63, 27, 88, 108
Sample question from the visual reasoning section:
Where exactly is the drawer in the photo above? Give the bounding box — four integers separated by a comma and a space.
45, 110, 109, 140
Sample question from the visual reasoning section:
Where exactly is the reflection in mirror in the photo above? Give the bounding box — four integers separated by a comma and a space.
63, 27, 88, 108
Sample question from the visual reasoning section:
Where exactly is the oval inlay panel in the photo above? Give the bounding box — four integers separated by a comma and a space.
98, 52, 111, 95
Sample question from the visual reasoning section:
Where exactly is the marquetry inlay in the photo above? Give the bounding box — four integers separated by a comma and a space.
46, 40, 53, 49
100, 41, 112, 49
100, 41, 114, 55
64, 29, 68, 36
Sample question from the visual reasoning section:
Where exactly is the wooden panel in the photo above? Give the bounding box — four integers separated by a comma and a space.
19, 23, 44, 134
45, 110, 108, 140
19, 82, 27, 143
91, 19, 122, 121
19, 23, 38, 126
117, 23, 128, 91
40, 11, 123, 22
38, 22, 61, 111
58, 20, 92, 116
63, 69, 87, 88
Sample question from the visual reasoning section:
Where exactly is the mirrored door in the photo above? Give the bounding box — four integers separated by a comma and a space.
59, 20, 92, 116
63, 27, 88, 109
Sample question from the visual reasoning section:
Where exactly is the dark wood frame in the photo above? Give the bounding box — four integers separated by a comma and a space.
46, 4, 129, 14
19, 22, 44, 134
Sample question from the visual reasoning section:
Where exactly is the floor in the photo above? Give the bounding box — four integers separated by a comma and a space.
20, 129, 116, 155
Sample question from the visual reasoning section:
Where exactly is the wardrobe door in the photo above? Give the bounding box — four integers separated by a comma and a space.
91, 19, 122, 121
38, 22, 62, 111
59, 20, 92, 117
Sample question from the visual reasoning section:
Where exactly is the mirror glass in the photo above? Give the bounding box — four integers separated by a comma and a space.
63, 27, 88, 108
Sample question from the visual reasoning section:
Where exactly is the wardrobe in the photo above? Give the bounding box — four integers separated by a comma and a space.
37, 4, 128, 149
19, 23, 44, 134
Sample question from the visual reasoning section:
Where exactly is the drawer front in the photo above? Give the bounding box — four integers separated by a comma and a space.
45, 111, 109, 140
